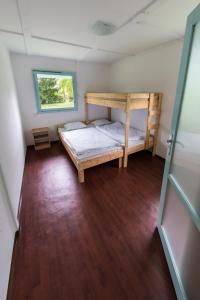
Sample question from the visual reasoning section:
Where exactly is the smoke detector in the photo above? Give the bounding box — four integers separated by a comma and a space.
92, 21, 117, 36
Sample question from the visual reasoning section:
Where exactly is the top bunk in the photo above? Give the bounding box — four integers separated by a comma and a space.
85, 92, 162, 111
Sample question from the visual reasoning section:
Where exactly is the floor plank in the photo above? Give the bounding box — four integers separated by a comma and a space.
8, 143, 176, 300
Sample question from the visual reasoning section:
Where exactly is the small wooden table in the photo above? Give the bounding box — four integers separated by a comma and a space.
32, 127, 51, 150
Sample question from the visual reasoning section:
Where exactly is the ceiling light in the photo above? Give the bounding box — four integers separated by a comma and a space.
92, 0, 157, 37
92, 21, 117, 36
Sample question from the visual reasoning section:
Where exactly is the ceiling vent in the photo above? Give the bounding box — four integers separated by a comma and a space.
92, 21, 117, 36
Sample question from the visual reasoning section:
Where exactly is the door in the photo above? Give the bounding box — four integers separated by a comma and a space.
158, 4, 200, 300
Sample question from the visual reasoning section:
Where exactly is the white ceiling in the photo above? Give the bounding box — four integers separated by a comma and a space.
0, 0, 199, 63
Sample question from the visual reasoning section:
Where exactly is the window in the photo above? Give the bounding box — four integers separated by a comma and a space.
32, 70, 77, 112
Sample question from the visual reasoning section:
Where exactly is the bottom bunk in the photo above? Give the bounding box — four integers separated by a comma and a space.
57, 119, 156, 182
57, 124, 124, 183
95, 121, 154, 163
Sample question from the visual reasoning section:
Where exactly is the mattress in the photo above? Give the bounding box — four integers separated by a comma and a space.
96, 122, 147, 147
60, 127, 122, 161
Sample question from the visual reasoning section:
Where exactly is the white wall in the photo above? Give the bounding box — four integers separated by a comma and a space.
109, 39, 183, 158
0, 169, 16, 300
0, 43, 26, 222
0, 42, 26, 299
11, 53, 110, 145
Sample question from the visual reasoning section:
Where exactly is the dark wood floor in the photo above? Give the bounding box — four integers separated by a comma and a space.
8, 143, 176, 300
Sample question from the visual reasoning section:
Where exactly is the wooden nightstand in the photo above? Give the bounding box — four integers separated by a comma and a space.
32, 127, 51, 150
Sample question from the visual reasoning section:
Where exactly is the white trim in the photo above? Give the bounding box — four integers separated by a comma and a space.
158, 226, 187, 300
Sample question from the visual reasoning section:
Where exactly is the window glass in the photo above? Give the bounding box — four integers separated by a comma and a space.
32, 70, 77, 112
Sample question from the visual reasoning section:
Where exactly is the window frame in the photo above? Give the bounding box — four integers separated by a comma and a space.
32, 70, 78, 113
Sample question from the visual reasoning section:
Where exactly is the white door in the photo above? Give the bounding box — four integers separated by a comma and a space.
158, 4, 200, 300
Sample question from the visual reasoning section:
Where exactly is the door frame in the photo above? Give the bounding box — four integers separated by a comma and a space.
157, 4, 200, 300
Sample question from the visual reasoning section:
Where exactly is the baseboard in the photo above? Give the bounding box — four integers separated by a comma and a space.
155, 154, 165, 161
17, 194, 22, 222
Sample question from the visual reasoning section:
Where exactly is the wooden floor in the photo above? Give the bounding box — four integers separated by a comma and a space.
8, 143, 176, 300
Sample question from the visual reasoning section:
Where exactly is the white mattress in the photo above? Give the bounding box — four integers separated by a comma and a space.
96, 122, 146, 147
60, 127, 122, 161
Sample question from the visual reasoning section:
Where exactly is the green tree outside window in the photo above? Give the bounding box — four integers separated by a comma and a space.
32, 70, 77, 112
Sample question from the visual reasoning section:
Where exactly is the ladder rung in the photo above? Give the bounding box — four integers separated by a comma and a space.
149, 111, 160, 116
148, 123, 159, 130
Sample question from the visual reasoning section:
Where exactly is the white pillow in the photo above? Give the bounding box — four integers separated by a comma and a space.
58, 128, 65, 133
90, 119, 112, 126
64, 121, 86, 131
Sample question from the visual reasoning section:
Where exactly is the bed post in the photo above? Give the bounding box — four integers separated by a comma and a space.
145, 94, 151, 149
78, 169, 85, 183
146, 93, 162, 156
107, 107, 111, 121
85, 94, 89, 124
123, 95, 130, 168
118, 157, 122, 168
152, 93, 162, 156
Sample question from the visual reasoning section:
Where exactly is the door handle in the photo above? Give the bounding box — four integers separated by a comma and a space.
167, 134, 173, 155
167, 137, 184, 148
167, 138, 173, 144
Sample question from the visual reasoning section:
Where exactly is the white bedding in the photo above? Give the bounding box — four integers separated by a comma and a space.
60, 127, 122, 160
96, 121, 145, 145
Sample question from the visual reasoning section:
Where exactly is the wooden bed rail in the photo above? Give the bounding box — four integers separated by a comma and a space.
85, 92, 153, 125
85, 93, 150, 112
86, 93, 128, 100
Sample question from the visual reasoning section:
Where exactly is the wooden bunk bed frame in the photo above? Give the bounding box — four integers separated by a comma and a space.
57, 123, 124, 183
85, 92, 162, 167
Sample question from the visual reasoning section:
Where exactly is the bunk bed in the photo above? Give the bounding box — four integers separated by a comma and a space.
85, 92, 162, 167
57, 92, 161, 183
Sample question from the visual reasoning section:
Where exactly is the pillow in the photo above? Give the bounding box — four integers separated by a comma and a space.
58, 127, 66, 133
64, 121, 86, 131
90, 119, 112, 126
